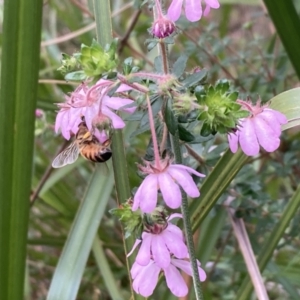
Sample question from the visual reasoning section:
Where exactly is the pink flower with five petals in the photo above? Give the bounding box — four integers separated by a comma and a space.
131, 257, 206, 297
55, 79, 136, 140
228, 100, 287, 156
128, 214, 188, 268
132, 156, 205, 213
167, 0, 220, 22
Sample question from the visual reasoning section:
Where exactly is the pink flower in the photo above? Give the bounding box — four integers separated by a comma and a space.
228, 100, 287, 156
167, 0, 220, 22
132, 157, 205, 213
128, 214, 188, 268
35, 109, 44, 118
55, 80, 136, 140
131, 258, 206, 297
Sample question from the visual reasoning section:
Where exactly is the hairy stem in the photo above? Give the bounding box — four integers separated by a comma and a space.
92, 1, 137, 299
153, 1, 203, 295
146, 94, 161, 168
170, 132, 204, 300
154, 10, 203, 299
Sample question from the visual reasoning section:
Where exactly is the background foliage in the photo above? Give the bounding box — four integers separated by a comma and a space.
1, 0, 300, 299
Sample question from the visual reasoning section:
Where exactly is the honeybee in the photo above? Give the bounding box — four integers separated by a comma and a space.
52, 117, 112, 168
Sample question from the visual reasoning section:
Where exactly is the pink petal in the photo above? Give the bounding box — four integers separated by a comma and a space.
264, 108, 287, 124
228, 132, 239, 153
253, 116, 280, 152
205, 0, 220, 9
164, 264, 188, 297
158, 172, 182, 209
132, 261, 160, 297
167, 0, 184, 21
171, 258, 192, 275
259, 109, 287, 136
127, 239, 142, 257
103, 97, 136, 114
165, 223, 184, 239
162, 230, 188, 259
69, 115, 82, 135
83, 104, 98, 131
68, 107, 82, 133
95, 78, 112, 86
55, 110, 64, 133
101, 106, 126, 129
116, 83, 132, 93
136, 234, 152, 266
167, 167, 200, 198
185, 0, 202, 22
151, 235, 171, 268
170, 164, 205, 178
167, 213, 183, 222
239, 118, 260, 156
171, 258, 207, 281
132, 174, 158, 213
93, 128, 108, 144
131, 261, 141, 279
203, 5, 210, 16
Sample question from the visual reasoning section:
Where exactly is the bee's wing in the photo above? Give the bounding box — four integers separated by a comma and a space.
52, 142, 80, 168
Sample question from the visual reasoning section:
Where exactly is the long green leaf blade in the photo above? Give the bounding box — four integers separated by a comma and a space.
236, 185, 300, 299
92, 236, 124, 300
0, 0, 43, 299
263, 0, 300, 79
47, 165, 114, 300
190, 149, 248, 231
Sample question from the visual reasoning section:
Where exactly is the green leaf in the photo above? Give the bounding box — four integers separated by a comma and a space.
197, 208, 227, 265
0, 0, 43, 299
92, 236, 124, 300
47, 166, 114, 300
189, 149, 248, 231
181, 70, 207, 87
172, 55, 188, 78
263, 0, 300, 79
269, 87, 300, 130
178, 124, 195, 142
236, 184, 300, 299
64, 71, 87, 81
164, 98, 178, 135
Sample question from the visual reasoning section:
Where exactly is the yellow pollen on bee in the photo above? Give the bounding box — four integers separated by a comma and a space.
82, 131, 91, 139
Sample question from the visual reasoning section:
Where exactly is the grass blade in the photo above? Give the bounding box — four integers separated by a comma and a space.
47, 165, 114, 300
0, 0, 43, 298
263, 0, 300, 79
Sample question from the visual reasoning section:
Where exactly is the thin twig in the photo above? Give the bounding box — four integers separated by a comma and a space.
118, 9, 142, 54
38, 79, 78, 85
30, 140, 69, 206
70, 0, 94, 18
41, 3, 133, 47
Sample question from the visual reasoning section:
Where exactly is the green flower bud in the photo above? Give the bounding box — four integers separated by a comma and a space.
195, 79, 249, 136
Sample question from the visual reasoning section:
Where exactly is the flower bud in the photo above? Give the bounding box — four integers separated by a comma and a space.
195, 79, 249, 136
35, 109, 44, 118
151, 16, 176, 39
